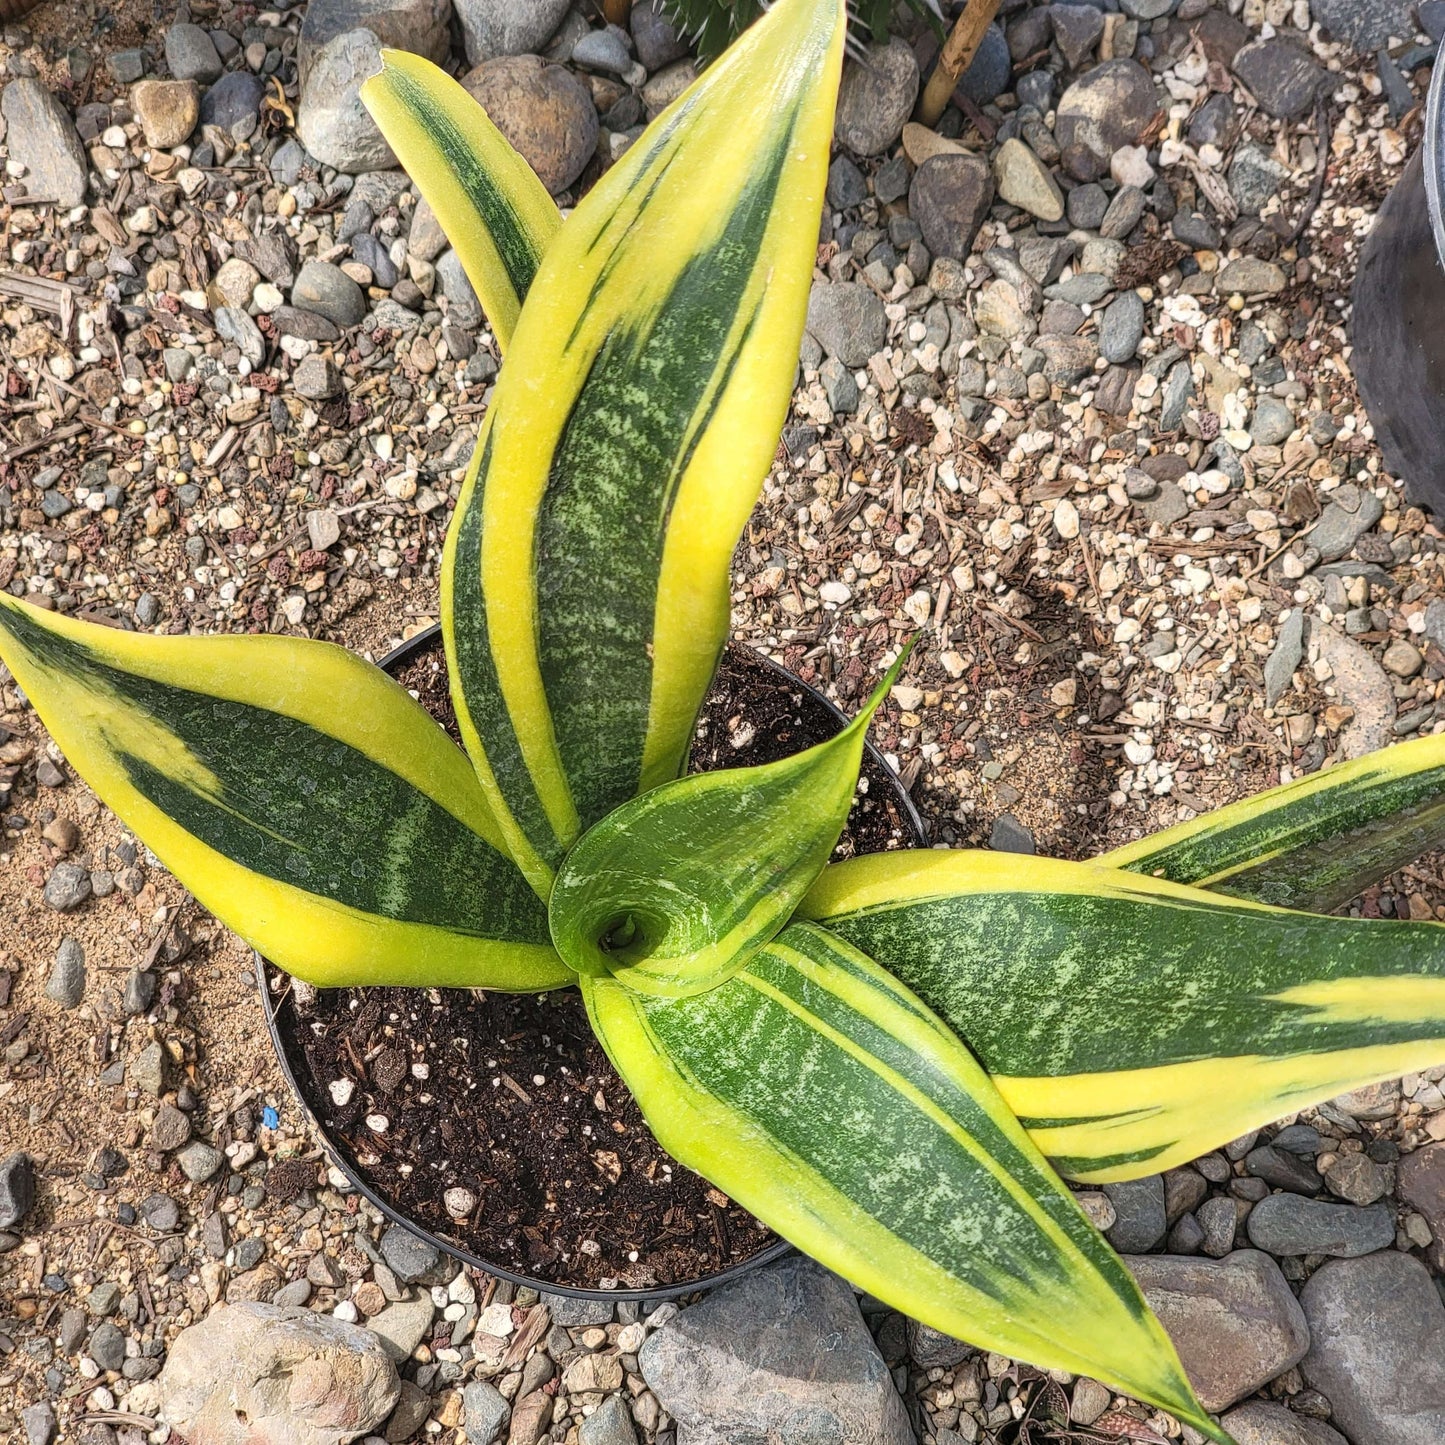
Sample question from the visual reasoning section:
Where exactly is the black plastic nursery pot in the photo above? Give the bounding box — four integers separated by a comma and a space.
1351, 53, 1445, 517
261, 624, 927, 1302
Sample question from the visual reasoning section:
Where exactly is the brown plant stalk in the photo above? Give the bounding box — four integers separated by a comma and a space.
914, 0, 1003, 128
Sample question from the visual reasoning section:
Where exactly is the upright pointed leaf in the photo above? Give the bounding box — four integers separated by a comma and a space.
550, 653, 906, 997
802, 849, 1445, 1183
583, 921, 1229, 1445
444, 0, 848, 888
1100, 732, 1445, 912
361, 50, 561, 352
0, 598, 569, 991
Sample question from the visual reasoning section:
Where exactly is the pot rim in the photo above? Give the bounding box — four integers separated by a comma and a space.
1428, 47, 1445, 268
260, 623, 928, 1301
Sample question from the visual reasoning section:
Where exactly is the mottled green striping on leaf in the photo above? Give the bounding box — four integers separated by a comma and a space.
533, 126, 795, 830
577, 112, 687, 274
586, 918, 1226, 1433
449, 432, 566, 872
1048, 1145, 1173, 1177
1, 604, 547, 941
1014, 1108, 1157, 1130
383, 65, 542, 303
1225, 794, 1445, 910
825, 888, 1445, 1078
1115, 765, 1445, 911
636, 926, 1144, 1314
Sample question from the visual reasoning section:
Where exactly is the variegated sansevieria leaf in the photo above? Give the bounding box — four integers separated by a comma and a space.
0, 597, 569, 991
583, 921, 1231, 1445
1101, 731, 1445, 912
360, 51, 560, 353
801, 849, 1445, 1184
443, 0, 847, 893
550, 651, 907, 998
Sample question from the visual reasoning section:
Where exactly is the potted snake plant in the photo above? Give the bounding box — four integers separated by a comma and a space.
7, 1, 1445, 1438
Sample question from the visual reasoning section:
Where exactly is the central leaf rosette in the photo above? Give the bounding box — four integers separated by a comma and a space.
548, 658, 905, 998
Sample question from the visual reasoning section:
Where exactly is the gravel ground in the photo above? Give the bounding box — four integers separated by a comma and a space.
5, 0, 1445, 1442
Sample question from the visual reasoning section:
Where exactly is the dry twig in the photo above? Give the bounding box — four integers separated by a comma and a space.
915, 0, 1003, 127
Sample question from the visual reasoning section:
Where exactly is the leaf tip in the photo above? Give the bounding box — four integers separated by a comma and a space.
1148, 1387, 1233, 1445
858, 634, 921, 723
358, 61, 389, 113
1189, 1414, 1237, 1445
361, 47, 420, 107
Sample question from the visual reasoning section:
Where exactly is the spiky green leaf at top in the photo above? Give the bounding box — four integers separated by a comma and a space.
549, 649, 908, 997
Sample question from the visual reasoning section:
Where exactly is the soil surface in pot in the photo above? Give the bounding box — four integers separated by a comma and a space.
272, 641, 921, 1290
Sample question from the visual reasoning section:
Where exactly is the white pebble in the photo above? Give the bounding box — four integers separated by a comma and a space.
443, 1186, 476, 1219
1111, 145, 1156, 189
903, 590, 932, 626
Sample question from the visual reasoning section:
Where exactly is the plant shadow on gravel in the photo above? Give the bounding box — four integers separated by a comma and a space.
895, 583, 1133, 860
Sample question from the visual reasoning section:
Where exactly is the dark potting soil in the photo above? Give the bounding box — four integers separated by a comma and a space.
274, 639, 922, 1289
